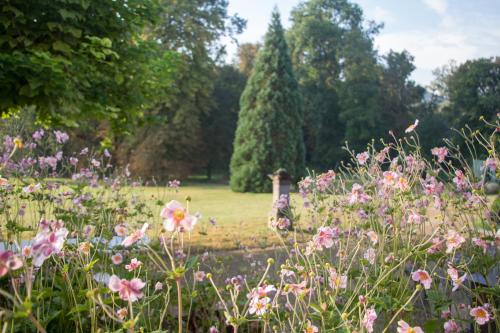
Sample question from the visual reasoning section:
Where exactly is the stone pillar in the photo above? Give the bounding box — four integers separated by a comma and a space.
268, 169, 292, 228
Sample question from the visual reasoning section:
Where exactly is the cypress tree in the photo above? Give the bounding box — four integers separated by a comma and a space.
230, 9, 305, 193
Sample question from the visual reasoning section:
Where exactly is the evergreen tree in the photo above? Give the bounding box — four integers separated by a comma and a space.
230, 10, 305, 193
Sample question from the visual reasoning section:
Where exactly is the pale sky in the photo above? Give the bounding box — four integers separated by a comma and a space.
223, 0, 500, 87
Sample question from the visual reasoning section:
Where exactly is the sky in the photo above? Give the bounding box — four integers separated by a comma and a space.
223, 0, 500, 87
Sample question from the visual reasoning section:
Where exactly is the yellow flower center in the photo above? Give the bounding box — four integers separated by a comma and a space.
173, 208, 185, 222
476, 309, 487, 318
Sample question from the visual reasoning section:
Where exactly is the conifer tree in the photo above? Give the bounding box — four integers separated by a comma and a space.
230, 10, 305, 193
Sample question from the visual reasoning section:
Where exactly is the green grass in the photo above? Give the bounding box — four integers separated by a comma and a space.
135, 183, 297, 250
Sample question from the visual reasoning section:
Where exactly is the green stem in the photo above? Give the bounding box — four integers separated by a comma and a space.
177, 279, 183, 333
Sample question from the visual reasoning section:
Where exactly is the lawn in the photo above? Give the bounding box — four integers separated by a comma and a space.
2, 181, 297, 251
140, 183, 282, 250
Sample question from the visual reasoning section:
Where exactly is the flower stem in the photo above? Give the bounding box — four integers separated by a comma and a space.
177, 279, 183, 333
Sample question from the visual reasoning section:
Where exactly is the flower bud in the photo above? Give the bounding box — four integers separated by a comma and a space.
13, 137, 23, 149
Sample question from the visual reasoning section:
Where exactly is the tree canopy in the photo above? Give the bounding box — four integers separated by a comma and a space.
0, 0, 178, 131
230, 10, 305, 193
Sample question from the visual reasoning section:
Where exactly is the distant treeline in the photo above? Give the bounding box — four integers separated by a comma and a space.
0, 0, 498, 182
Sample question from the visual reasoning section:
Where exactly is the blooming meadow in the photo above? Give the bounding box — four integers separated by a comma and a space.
0, 120, 499, 333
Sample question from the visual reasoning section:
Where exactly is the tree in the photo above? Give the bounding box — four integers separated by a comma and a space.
338, 25, 383, 151
378, 50, 425, 136
201, 65, 247, 179
442, 57, 500, 135
230, 10, 305, 193
0, 0, 178, 131
118, 0, 245, 179
287, 0, 382, 168
236, 43, 260, 77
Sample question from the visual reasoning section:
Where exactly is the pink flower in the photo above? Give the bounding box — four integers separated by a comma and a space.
248, 284, 276, 299
285, 280, 309, 296
427, 237, 445, 254
397, 320, 424, 333
78, 242, 92, 255
160, 200, 197, 232
470, 306, 490, 325
405, 119, 419, 133
114, 224, 128, 237
366, 231, 378, 244
154, 282, 163, 291
248, 296, 270, 316
22, 246, 32, 258
382, 171, 398, 187
328, 268, 347, 290
444, 319, 461, 332
397, 176, 409, 191
194, 271, 206, 282
32, 129, 44, 141
313, 226, 338, 249
270, 217, 291, 230
412, 269, 432, 289
472, 237, 489, 253
431, 147, 448, 163
0, 250, 23, 277
23, 183, 41, 193
348, 184, 371, 204
125, 258, 142, 272
209, 327, 219, 333
364, 248, 376, 265
406, 211, 423, 225
0, 176, 8, 187
54, 130, 69, 144
111, 253, 123, 265
108, 275, 145, 302
445, 230, 465, 253
422, 176, 444, 196
168, 179, 181, 190
31, 227, 69, 267
116, 307, 128, 320
375, 147, 390, 162
121, 223, 148, 247
452, 170, 467, 191
447, 266, 466, 291
304, 321, 319, 333
484, 157, 496, 172
362, 307, 377, 333
441, 309, 451, 319
356, 151, 369, 165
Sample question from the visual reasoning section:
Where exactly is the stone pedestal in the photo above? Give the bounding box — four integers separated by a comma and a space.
268, 169, 291, 228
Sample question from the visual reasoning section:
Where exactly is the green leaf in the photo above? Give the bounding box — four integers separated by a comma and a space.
52, 40, 72, 54
423, 319, 444, 332
84, 259, 99, 271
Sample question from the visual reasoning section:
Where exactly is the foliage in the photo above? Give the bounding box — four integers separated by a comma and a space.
287, 0, 379, 168
236, 42, 261, 77
287, 0, 428, 169
230, 10, 305, 192
201, 65, 247, 179
442, 57, 500, 154
1, 121, 500, 332
119, 0, 245, 179
0, 0, 178, 131
379, 50, 426, 136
